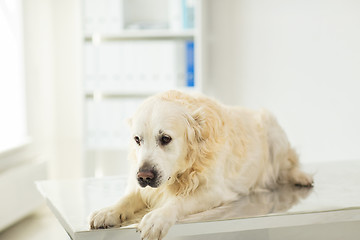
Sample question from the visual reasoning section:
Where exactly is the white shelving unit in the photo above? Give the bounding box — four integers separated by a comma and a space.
84, 29, 195, 41
82, 0, 204, 177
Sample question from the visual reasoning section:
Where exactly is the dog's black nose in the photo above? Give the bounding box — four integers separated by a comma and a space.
137, 171, 154, 182
137, 170, 157, 187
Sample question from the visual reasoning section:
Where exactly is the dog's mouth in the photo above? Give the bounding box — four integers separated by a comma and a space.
137, 169, 162, 188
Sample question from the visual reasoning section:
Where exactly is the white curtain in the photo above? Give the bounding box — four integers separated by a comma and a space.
0, 0, 27, 153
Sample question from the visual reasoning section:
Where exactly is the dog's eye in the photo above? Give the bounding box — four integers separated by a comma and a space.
160, 135, 172, 145
134, 136, 141, 146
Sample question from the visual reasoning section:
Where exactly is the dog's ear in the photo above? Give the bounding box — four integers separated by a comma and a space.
188, 105, 224, 143
184, 104, 225, 168
170, 105, 224, 196
184, 110, 203, 143
190, 107, 207, 140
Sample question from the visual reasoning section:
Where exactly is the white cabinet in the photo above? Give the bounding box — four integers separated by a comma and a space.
82, 0, 204, 177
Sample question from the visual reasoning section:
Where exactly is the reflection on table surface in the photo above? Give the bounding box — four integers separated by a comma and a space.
114, 184, 313, 228
37, 160, 360, 232
181, 185, 313, 223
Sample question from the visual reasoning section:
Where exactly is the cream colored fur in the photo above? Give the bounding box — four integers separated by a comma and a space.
90, 90, 313, 240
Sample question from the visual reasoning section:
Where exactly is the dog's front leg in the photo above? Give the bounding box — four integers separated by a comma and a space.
137, 196, 219, 240
137, 188, 235, 240
90, 190, 145, 229
137, 198, 179, 240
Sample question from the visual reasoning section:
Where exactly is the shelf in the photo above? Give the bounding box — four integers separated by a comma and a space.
84, 87, 198, 100
84, 90, 159, 99
85, 146, 128, 151
84, 30, 195, 43
82, 0, 204, 177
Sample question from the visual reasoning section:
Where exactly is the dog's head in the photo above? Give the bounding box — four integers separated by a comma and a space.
128, 91, 224, 193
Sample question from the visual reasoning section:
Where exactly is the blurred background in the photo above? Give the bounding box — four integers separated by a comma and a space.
1, 0, 360, 238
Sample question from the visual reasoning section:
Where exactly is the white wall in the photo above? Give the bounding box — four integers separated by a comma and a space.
23, 0, 56, 170
52, 0, 83, 178
206, 0, 360, 163
0, 0, 27, 152
23, 0, 83, 179
23, 0, 360, 175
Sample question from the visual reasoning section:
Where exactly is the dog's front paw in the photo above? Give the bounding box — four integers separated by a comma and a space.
137, 208, 177, 240
291, 168, 314, 188
89, 206, 131, 229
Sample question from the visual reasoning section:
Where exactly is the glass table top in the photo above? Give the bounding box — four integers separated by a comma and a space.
37, 160, 360, 239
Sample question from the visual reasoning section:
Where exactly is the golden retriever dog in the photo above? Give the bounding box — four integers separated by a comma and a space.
90, 90, 313, 240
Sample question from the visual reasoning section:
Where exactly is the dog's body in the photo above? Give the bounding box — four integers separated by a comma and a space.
90, 90, 313, 240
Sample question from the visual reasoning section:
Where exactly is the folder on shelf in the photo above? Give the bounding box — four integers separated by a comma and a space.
84, 41, 189, 92
83, 0, 124, 35
182, 0, 195, 29
185, 40, 195, 87
169, 0, 195, 30
86, 99, 144, 149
